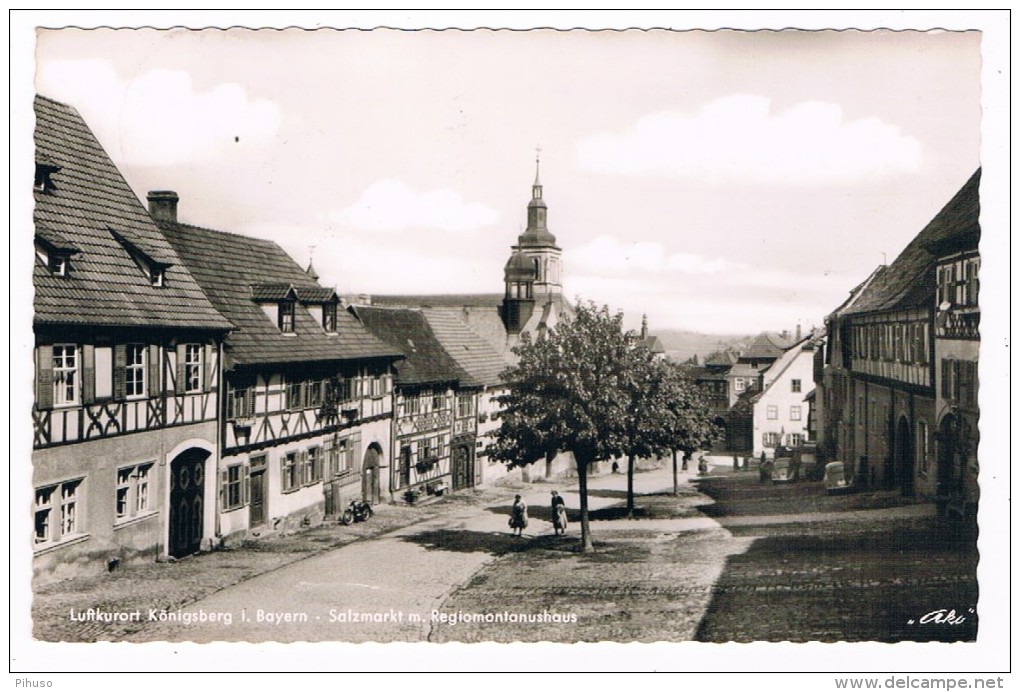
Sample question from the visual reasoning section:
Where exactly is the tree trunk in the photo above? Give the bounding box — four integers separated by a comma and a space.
576, 455, 594, 553
672, 449, 679, 496
626, 453, 636, 517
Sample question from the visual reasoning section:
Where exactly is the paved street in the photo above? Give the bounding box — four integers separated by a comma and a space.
132, 463, 726, 642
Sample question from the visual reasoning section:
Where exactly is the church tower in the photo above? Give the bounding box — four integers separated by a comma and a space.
502, 153, 564, 334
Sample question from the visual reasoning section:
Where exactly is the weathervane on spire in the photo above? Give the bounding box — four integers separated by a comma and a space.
534, 144, 542, 185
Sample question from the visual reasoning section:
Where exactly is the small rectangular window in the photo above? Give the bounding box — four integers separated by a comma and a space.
767, 405, 778, 420
35, 478, 84, 547
323, 303, 337, 333
125, 344, 147, 398
184, 344, 203, 393
791, 379, 801, 393
279, 301, 295, 333
790, 405, 802, 421
223, 464, 244, 510
282, 452, 300, 492
53, 344, 78, 406
116, 463, 154, 521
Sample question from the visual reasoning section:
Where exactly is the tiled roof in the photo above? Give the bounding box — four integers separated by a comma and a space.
370, 293, 505, 309
33, 95, 231, 331
296, 286, 339, 303
421, 309, 511, 386
160, 222, 403, 367
740, 332, 793, 360
250, 283, 298, 302
639, 335, 665, 354
35, 223, 79, 253
352, 306, 478, 388
704, 350, 739, 367
842, 169, 980, 316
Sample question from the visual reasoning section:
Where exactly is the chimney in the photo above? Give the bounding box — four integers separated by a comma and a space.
641, 314, 648, 340
147, 190, 179, 224
796, 323, 802, 341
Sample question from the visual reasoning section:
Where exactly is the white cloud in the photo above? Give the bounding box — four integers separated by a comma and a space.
36, 59, 280, 166
567, 234, 743, 276
576, 94, 923, 184
331, 179, 498, 233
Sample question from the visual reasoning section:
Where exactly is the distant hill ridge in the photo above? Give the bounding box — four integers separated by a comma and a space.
652, 329, 754, 364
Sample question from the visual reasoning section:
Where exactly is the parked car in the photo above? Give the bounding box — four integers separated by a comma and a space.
771, 457, 794, 483
824, 461, 852, 495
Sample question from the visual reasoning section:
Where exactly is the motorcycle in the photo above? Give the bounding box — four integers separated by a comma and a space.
339, 498, 373, 525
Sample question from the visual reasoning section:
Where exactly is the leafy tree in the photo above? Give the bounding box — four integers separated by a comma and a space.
487, 302, 634, 552
656, 361, 721, 495
618, 347, 673, 517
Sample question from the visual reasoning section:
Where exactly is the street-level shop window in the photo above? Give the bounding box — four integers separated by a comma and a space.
116, 463, 153, 521
35, 478, 84, 547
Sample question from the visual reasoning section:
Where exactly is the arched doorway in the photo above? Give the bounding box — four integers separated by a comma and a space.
168, 447, 209, 558
894, 416, 914, 496
362, 444, 382, 504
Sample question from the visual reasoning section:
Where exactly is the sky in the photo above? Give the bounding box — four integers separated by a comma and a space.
29, 18, 984, 337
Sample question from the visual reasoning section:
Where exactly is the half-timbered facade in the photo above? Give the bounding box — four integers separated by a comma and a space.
32, 97, 233, 579
351, 305, 481, 500
928, 179, 981, 521
820, 170, 980, 499
157, 199, 403, 540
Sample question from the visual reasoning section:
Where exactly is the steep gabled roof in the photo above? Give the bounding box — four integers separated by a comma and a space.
421, 308, 511, 387
740, 331, 794, 361
161, 222, 402, 368
351, 305, 478, 388
842, 169, 981, 317
33, 95, 231, 331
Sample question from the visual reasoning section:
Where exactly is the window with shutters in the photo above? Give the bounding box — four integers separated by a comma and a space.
115, 463, 154, 523
184, 344, 202, 393
286, 380, 304, 411
35, 478, 84, 548
281, 451, 300, 493
125, 344, 146, 399
52, 344, 78, 407
762, 432, 780, 448
306, 380, 323, 408
229, 385, 253, 419
223, 463, 245, 510
304, 446, 323, 485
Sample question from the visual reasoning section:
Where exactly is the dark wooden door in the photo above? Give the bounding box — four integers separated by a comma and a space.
451, 443, 473, 490
249, 469, 266, 526
169, 448, 207, 558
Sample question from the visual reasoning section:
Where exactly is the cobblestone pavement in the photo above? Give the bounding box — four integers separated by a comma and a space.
32, 479, 529, 642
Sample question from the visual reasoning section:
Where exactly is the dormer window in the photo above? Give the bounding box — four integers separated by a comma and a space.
323, 302, 337, 333
47, 253, 69, 277
34, 160, 60, 194
150, 267, 165, 287
279, 301, 295, 333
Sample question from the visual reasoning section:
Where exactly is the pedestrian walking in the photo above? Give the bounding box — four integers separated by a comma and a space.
508, 494, 528, 537
550, 490, 568, 535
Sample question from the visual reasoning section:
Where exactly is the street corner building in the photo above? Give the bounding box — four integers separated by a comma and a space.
30, 95, 407, 581
816, 169, 981, 519
31, 95, 233, 580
